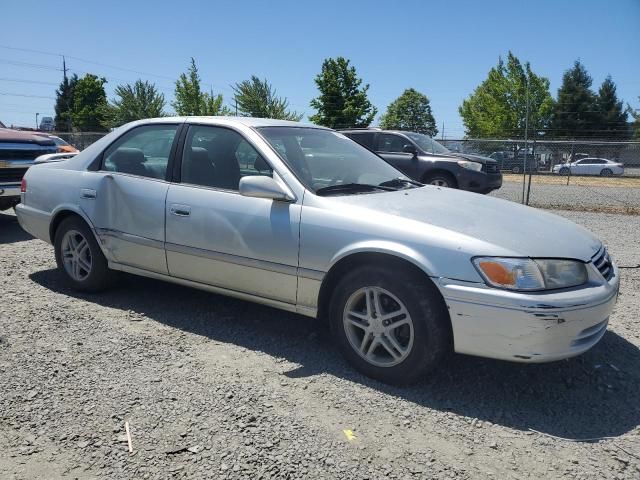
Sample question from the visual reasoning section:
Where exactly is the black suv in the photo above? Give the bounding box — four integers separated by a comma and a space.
341, 129, 502, 194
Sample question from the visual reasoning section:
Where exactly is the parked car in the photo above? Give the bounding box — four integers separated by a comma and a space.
341, 129, 502, 194
39, 116, 54, 132
35, 134, 80, 153
16, 117, 619, 385
0, 128, 58, 211
552, 158, 624, 176
489, 151, 541, 173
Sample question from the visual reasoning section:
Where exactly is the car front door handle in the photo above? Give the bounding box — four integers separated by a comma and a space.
170, 204, 191, 217
80, 188, 97, 199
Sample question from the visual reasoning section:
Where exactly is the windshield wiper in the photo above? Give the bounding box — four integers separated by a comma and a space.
315, 183, 396, 196
379, 177, 423, 188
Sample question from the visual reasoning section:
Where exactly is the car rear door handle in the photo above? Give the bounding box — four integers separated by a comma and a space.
80, 188, 96, 199
170, 204, 191, 217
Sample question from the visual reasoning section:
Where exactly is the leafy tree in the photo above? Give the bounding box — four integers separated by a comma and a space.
233, 76, 302, 120
459, 52, 553, 138
71, 74, 109, 131
594, 76, 628, 139
380, 88, 438, 136
172, 58, 230, 116
310, 57, 377, 128
628, 98, 640, 139
107, 80, 166, 127
549, 61, 598, 138
54, 73, 78, 132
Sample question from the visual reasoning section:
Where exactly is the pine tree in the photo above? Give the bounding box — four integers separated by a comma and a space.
172, 58, 229, 116
54, 73, 78, 132
71, 74, 109, 132
549, 61, 598, 138
233, 76, 302, 120
595, 76, 628, 139
309, 57, 376, 128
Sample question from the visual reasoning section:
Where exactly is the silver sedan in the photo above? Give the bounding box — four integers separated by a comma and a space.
16, 117, 620, 385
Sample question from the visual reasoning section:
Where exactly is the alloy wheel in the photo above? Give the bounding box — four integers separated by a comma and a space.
61, 229, 92, 281
343, 286, 414, 367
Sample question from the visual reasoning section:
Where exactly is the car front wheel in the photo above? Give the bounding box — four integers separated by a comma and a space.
329, 265, 451, 385
559, 167, 570, 175
423, 173, 456, 189
54, 216, 115, 292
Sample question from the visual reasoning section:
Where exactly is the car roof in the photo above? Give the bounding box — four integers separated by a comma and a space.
140, 116, 328, 129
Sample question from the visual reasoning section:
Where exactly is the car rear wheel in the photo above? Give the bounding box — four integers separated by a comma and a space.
329, 265, 451, 385
423, 172, 457, 189
54, 216, 115, 292
600, 168, 612, 177
511, 166, 522, 174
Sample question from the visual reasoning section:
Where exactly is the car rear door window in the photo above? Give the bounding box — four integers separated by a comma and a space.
181, 125, 272, 191
377, 134, 408, 153
102, 125, 178, 179
345, 132, 376, 150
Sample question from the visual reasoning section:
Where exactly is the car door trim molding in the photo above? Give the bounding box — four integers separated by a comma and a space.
165, 241, 298, 277
109, 261, 317, 318
96, 228, 165, 250
298, 267, 325, 281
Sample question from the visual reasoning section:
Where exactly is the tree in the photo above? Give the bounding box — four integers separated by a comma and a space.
71, 74, 109, 131
233, 76, 302, 120
380, 88, 438, 136
549, 61, 598, 139
594, 76, 628, 139
459, 52, 553, 138
54, 73, 78, 132
309, 57, 377, 128
172, 58, 230, 116
628, 98, 640, 139
106, 80, 166, 127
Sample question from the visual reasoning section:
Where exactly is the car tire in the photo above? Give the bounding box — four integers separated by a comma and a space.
329, 265, 451, 385
423, 172, 457, 189
559, 167, 570, 175
511, 166, 522, 174
54, 216, 115, 292
600, 168, 612, 177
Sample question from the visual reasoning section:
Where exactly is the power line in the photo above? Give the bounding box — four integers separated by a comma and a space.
0, 92, 56, 99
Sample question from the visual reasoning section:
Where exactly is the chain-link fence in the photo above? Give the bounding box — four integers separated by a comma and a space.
52, 132, 108, 151
440, 139, 640, 174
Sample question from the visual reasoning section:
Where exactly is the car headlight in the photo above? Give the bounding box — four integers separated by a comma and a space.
457, 160, 483, 172
473, 257, 588, 291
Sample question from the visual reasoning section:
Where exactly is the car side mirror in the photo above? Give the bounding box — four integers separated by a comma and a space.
239, 176, 295, 202
402, 144, 418, 156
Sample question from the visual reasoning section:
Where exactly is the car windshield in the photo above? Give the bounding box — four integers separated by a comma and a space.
404, 132, 450, 154
257, 127, 415, 194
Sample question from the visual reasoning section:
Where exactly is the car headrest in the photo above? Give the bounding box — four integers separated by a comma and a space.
190, 147, 210, 164
111, 147, 145, 169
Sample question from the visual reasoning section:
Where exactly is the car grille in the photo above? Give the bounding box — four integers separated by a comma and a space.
0, 147, 56, 160
483, 163, 499, 174
0, 167, 28, 183
592, 247, 614, 280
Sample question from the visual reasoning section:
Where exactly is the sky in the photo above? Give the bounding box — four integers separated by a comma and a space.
1, 0, 639, 137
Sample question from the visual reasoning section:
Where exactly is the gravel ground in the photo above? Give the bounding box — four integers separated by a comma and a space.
1, 208, 639, 480
492, 180, 640, 212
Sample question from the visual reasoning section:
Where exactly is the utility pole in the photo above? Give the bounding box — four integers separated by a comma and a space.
62, 56, 68, 81
36, 112, 39, 130
521, 79, 530, 204
235, 99, 238, 117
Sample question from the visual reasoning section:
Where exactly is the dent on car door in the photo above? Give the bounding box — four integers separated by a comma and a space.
164, 124, 300, 304
84, 124, 180, 274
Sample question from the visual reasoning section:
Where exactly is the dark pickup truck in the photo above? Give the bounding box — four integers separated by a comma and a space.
340, 128, 502, 194
0, 128, 58, 211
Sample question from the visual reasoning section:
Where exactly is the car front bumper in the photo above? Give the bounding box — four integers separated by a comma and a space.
437, 265, 620, 362
457, 170, 503, 193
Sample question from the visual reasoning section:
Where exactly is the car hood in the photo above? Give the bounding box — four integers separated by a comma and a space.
329, 186, 601, 261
